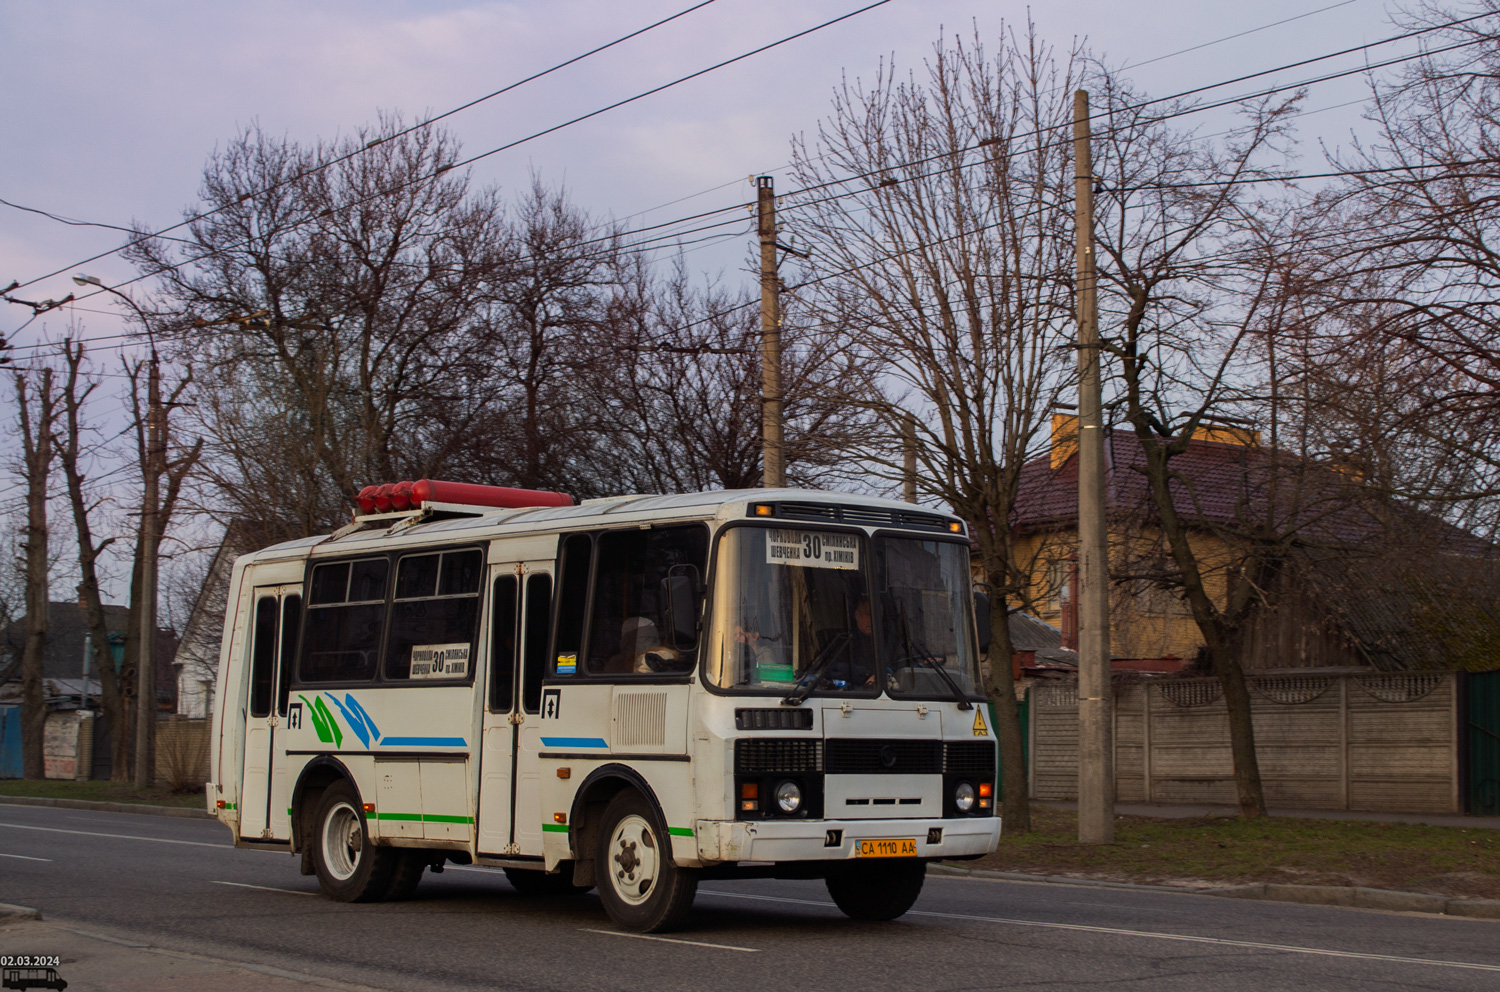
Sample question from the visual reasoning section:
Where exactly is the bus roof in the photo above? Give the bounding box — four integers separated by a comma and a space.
239, 488, 964, 564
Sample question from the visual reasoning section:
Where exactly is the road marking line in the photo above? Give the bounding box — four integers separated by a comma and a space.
697, 889, 1500, 973
0, 852, 52, 861
0, 821, 226, 849
212, 880, 319, 897
580, 928, 760, 952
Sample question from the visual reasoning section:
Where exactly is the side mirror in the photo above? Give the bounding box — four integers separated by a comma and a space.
973, 587, 993, 655
661, 566, 701, 650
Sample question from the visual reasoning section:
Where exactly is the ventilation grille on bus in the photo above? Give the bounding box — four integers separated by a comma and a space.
824, 739, 943, 775
614, 692, 667, 747
735, 708, 814, 731
735, 738, 824, 774
767, 502, 959, 533
943, 740, 996, 775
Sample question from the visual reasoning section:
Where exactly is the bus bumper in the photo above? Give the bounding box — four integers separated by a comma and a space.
693, 817, 1001, 864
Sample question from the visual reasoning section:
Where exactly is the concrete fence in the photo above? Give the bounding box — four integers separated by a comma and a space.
1030, 672, 1461, 813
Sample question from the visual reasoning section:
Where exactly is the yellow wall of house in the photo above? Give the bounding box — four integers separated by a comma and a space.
1010, 527, 1241, 659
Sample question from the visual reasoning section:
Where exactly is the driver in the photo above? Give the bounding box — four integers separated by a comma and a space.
607, 617, 681, 674
823, 598, 876, 687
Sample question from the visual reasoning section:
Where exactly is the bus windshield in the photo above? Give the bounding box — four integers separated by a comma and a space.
708, 526, 981, 698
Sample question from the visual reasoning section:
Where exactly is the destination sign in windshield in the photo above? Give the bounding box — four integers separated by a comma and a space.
765, 529, 860, 570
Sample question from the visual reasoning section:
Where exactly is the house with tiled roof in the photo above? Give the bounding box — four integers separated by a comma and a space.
1010, 415, 1498, 672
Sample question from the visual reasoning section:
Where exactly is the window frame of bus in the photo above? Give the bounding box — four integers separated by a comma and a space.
698, 519, 882, 698
545, 524, 708, 685
869, 528, 988, 703
382, 546, 485, 682
291, 545, 484, 688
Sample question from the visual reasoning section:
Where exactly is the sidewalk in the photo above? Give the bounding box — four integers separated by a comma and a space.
0, 907, 389, 992
1039, 799, 1500, 830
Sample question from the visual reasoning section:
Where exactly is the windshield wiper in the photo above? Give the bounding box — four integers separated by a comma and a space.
782, 632, 848, 706
894, 605, 972, 711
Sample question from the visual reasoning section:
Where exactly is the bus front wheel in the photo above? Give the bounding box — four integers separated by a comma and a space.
826, 861, 926, 920
311, 781, 394, 902
594, 790, 697, 932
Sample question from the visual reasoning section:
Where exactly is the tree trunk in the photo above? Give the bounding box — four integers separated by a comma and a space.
984, 590, 1031, 833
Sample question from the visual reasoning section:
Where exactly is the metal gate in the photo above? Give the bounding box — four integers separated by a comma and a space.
1469, 671, 1500, 815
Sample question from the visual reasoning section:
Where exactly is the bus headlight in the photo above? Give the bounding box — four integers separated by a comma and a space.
775, 780, 803, 814
954, 781, 976, 813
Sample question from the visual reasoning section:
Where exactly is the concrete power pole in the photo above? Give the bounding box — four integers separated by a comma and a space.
757, 176, 785, 488
135, 352, 161, 789
1074, 89, 1115, 844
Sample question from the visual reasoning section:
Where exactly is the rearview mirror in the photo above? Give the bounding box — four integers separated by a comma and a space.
661, 566, 701, 649
973, 586, 993, 655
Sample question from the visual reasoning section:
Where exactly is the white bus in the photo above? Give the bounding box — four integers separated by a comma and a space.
209, 481, 1000, 932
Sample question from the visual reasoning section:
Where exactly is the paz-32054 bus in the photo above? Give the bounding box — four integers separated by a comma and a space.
208, 480, 1000, 932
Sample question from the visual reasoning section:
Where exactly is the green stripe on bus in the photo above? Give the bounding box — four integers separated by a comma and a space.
668, 827, 693, 837
542, 823, 569, 833
367, 812, 474, 824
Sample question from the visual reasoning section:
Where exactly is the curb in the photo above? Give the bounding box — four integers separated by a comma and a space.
0, 796, 213, 819
932, 864, 1500, 919
0, 904, 42, 924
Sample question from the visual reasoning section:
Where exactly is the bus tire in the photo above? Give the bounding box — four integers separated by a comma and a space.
594, 790, 697, 932
503, 866, 592, 896
311, 781, 394, 902
381, 850, 429, 901
825, 861, 926, 920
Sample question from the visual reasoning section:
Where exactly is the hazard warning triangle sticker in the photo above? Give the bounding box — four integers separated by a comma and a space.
972, 708, 988, 736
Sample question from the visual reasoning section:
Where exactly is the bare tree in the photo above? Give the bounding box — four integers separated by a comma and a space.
790, 26, 1084, 831
12, 365, 58, 779
58, 338, 130, 778
1088, 67, 1311, 817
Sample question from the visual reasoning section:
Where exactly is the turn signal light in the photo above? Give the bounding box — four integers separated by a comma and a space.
978, 782, 993, 797
556, 767, 571, 779
363, 803, 376, 813
215, 800, 226, 809
740, 782, 759, 811
553, 812, 567, 824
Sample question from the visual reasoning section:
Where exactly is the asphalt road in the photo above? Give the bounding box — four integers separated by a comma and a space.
3, 803, 1499, 991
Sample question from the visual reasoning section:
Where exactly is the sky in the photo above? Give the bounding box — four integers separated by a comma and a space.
1, 0, 1412, 357
0, 0, 1422, 606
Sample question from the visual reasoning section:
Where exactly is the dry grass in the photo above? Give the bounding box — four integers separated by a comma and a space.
955, 804, 1500, 899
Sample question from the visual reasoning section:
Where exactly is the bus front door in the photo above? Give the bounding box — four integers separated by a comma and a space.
239, 584, 302, 842
478, 562, 553, 857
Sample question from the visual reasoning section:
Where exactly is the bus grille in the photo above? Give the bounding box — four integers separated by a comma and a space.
735, 738, 824, 774
943, 740, 996, 775
825, 739, 942, 775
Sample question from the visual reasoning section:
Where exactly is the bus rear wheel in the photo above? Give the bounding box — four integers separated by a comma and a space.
825, 861, 926, 920
594, 790, 697, 932
311, 781, 394, 902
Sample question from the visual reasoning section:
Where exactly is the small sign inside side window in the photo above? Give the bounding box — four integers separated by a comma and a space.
410, 643, 470, 679
765, 528, 860, 570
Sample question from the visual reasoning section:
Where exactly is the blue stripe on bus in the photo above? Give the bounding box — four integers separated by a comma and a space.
539, 737, 609, 748
380, 737, 467, 747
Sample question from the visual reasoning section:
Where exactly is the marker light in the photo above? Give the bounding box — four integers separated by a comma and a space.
753, 504, 775, 516
948, 521, 964, 533
740, 782, 759, 812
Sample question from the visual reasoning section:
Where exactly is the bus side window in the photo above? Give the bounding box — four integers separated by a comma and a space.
586, 524, 708, 677
299, 558, 387, 684
276, 594, 302, 716
552, 533, 592, 676
522, 573, 552, 713
249, 597, 278, 718
385, 548, 482, 680
490, 576, 518, 712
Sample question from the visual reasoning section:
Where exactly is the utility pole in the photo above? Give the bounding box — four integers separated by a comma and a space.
1074, 89, 1115, 844
135, 350, 161, 789
757, 176, 785, 488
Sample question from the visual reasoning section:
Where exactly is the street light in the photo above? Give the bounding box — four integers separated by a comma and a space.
75, 272, 162, 790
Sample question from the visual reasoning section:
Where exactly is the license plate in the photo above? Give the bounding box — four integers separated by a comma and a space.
858, 838, 917, 858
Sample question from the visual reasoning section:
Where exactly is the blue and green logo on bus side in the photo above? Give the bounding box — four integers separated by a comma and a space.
292, 692, 465, 749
